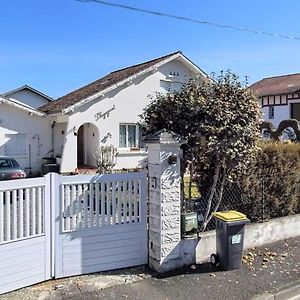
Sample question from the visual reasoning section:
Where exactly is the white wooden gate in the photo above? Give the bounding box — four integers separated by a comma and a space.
54, 172, 148, 278
0, 171, 148, 294
0, 176, 51, 295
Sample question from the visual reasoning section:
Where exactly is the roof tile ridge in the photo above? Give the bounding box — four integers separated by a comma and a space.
261, 72, 300, 81
109, 51, 181, 75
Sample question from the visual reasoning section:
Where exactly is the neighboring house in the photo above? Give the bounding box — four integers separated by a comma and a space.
250, 73, 300, 127
0, 86, 53, 175
39, 51, 208, 173
0, 51, 208, 175
3, 85, 53, 109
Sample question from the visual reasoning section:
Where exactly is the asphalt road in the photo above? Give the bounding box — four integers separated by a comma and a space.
76, 236, 300, 300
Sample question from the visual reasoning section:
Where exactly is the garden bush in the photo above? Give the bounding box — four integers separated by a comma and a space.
238, 142, 300, 221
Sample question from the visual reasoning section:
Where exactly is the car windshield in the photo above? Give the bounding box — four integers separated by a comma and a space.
0, 158, 19, 169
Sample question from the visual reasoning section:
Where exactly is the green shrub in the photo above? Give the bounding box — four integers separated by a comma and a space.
239, 142, 300, 221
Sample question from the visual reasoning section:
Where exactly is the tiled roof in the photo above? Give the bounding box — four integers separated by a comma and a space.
39, 51, 182, 114
250, 73, 300, 98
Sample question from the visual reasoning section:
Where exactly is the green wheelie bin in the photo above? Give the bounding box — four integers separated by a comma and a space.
211, 210, 249, 270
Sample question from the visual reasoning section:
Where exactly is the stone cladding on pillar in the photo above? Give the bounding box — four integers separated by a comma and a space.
145, 130, 184, 272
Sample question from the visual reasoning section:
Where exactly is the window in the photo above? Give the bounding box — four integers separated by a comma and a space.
5, 134, 27, 157
268, 106, 274, 119
119, 124, 145, 149
291, 103, 300, 121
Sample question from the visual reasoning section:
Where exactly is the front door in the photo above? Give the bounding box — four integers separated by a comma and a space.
77, 126, 84, 166
291, 103, 300, 121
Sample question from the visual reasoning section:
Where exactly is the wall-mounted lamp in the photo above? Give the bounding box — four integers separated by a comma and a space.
168, 154, 177, 165
73, 126, 77, 136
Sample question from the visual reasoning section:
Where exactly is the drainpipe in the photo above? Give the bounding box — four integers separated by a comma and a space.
51, 121, 56, 157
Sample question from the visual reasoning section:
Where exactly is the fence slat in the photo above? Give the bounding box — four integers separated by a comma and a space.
139, 180, 142, 223
65, 185, 70, 231
84, 184, 88, 228
122, 181, 127, 224
6, 191, 11, 241
71, 185, 77, 230
41, 187, 44, 234
106, 182, 111, 225
77, 184, 82, 228
112, 181, 116, 225
25, 188, 30, 237
100, 182, 105, 226
138, 180, 141, 222
133, 180, 138, 223
18, 189, 24, 239
128, 181, 132, 223
31, 187, 36, 235
12, 189, 17, 240
37, 187, 42, 234
90, 183, 94, 227
0, 192, 3, 242
117, 180, 122, 224
95, 182, 99, 227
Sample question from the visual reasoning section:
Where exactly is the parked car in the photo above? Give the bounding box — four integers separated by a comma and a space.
0, 157, 26, 181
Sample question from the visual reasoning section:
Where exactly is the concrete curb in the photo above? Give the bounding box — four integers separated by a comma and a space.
252, 279, 300, 300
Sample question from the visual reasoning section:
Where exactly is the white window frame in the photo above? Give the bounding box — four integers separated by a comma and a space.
119, 123, 144, 149
5, 133, 28, 157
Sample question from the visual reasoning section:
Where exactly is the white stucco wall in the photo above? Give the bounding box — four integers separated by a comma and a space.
53, 123, 67, 158
261, 105, 289, 128
59, 60, 197, 173
0, 103, 52, 175
261, 98, 300, 128
6, 89, 51, 109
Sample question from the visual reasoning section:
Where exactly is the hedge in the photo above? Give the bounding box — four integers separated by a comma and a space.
235, 142, 300, 221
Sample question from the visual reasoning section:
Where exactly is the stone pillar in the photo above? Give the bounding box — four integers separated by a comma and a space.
145, 130, 184, 272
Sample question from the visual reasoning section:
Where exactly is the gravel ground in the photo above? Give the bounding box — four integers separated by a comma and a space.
0, 237, 299, 300
0, 266, 151, 300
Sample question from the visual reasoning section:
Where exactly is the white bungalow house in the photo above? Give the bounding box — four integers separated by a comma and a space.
250, 73, 300, 127
0, 52, 208, 175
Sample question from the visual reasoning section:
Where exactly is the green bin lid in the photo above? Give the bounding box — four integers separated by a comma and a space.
212, 210, 248, 222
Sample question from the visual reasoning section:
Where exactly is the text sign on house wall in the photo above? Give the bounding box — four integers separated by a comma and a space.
94, 105, 115, 121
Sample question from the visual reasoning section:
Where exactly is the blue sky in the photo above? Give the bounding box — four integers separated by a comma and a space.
1, 0, 300, 98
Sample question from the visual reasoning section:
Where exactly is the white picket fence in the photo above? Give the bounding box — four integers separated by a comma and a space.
0, 177, 45, 244
0, 171, 148, 295
61, 174, 142, 232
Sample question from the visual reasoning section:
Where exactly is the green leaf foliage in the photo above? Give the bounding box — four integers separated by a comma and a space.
141, 70, 262, 180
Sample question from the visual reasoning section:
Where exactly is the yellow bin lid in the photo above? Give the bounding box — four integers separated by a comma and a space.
212, 210, 248, 222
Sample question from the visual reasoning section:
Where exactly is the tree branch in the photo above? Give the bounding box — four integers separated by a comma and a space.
206, 170, 227, 225
200, 160, 220, 231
